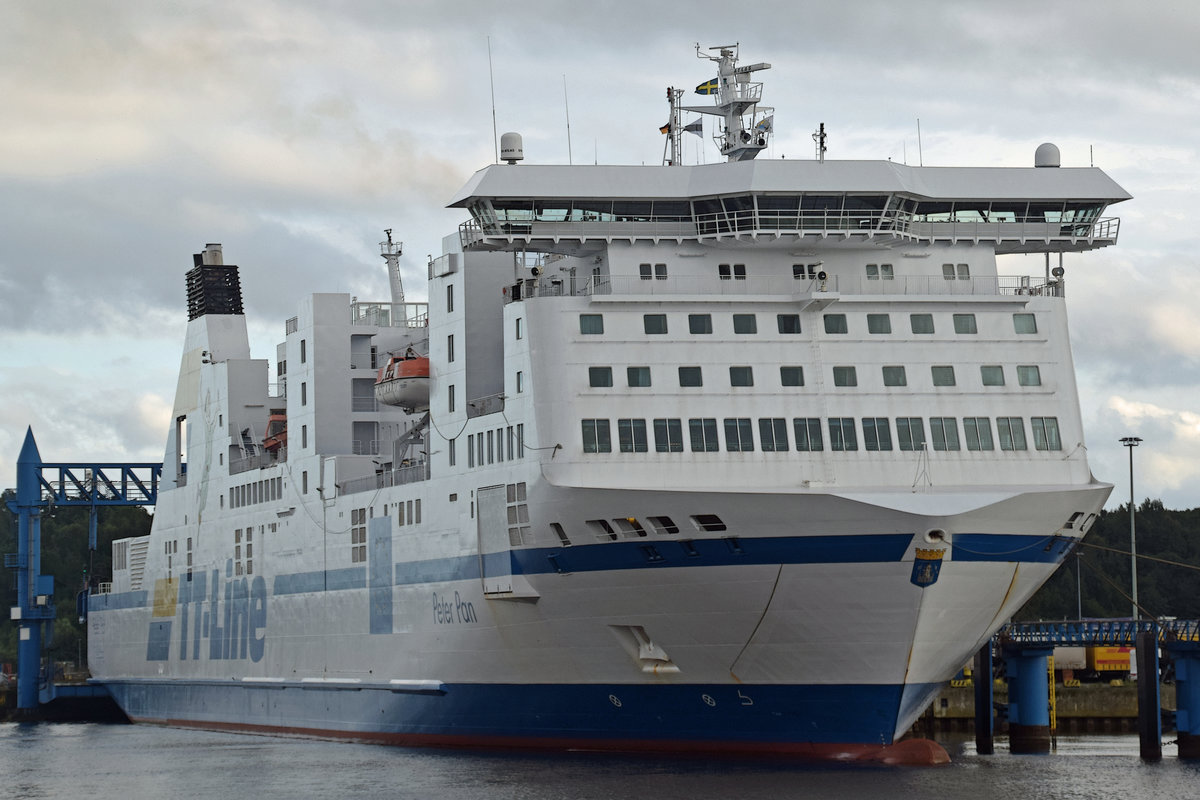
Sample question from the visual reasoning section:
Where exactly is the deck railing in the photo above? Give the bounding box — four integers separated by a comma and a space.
340, 461, 430, 495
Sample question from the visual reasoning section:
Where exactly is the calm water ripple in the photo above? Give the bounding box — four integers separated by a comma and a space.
1, 723, 1198, 800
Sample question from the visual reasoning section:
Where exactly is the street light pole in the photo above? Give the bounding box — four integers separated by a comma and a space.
1120, 436, 1143, 618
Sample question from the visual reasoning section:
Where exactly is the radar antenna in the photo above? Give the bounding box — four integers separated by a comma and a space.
681, 43, 773, 162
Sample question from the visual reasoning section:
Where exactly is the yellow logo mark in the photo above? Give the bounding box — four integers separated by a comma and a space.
152, 577, 179, 617
914, 548, 946, 561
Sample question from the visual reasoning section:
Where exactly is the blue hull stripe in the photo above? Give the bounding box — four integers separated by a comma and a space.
102, 679, 930, 747
89, 532, 1068, 613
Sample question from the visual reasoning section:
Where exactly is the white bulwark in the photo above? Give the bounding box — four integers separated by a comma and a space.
88, 46, 1129, 762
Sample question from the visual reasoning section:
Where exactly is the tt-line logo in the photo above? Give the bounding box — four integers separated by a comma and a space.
146, 561, 267, 663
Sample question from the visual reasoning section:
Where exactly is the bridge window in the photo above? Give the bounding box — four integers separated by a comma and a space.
882, 366, 907, 386
679, 366, 703, 387
627, 366, 651, 387
777, 314, 802, 334
866, 263, 894, 280
691, 514, 727, 532
589, 367, 613, 388
647, 516, 680, 535
689, 313, 713, 334
723, 418, 754, 452
867, 313, 891, 334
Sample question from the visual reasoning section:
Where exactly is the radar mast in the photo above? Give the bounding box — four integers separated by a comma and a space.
682, 43, 774, 162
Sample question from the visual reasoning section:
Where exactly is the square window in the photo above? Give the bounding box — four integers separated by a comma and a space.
627, 366, 652, 387
942, 263, 957, 281
910, 313, 935, 334
1032, 417, 1062, 450
880, 264, 894, 280
729, 366, 754, 386
896, 417, 926, 451
580, 314, 604, 334
953, 313, 978, 334
618, 419, 648, 452
964, 417, 994, 451
866, 264, 880, 280
643, 314, 668, 334
733, 314, 758, 334
724, 418, 755, 451
833, 366, 857, 386
588, 367, 612, 387
688, 418, 719, 451
777, 314, 802, 334
882, 366, 907, 386
828, 418, 858, 451
1017, 365, 1042, 386
655, 263, 668, 280
1013, 313, 1037, 334
867, 313, 891, 334
931, 366, 956, 386
759, 418, 789, 451
582, 419, 612, 453
678, 366, 703, 387
689, 313, 713, 334
930, 417, 960, 451
794, 418, 823, 451
653, 418, 684, 452
780, 366, 805, 386
981, 366, 1005, 386
719, 264, 731, 280
733, 264, 746, 280
639, 263, 653, 280
824, 314, 848, 334
997, 417, 1027, 450
862, 417, 893, 451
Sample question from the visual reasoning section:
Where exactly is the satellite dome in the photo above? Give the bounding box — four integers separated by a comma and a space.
1034, 142, 1061, 168
500, 132, 524, 164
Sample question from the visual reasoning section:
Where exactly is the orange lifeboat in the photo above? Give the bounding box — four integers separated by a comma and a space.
263, 411, 287, 453
374, 354, 430, 413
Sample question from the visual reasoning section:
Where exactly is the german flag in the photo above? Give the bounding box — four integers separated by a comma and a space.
695, 78, 719, 95
659, 122, 670, 134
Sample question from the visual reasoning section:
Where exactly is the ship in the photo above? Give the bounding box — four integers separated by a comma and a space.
87, 44, 1130, 764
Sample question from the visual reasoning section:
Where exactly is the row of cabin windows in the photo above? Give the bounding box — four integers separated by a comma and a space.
229, 476, 283, 509
580, 312, 1038, 336
546, 513, 729, 548
581, 415, 1062, 454
586, 363, 1042, 389
652, 263, 969, 282
456, 424, 526, 468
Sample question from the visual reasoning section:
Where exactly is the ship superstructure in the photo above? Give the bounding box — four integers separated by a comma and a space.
88, 48, 1129, 763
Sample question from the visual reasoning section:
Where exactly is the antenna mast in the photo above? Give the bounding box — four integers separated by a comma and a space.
681, 43, 773, 163
663, 87, 684, 166
381, 229, 405, 306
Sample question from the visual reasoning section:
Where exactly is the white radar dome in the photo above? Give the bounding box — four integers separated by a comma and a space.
1034, 142, 1061, 168
500, 132, 524, 164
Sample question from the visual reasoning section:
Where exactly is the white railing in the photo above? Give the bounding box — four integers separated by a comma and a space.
340, 461, 430, 495
350, 301, 429, 329
461, 211, 1120, 249
352, 439, 381, 455
230, 449, 286, 475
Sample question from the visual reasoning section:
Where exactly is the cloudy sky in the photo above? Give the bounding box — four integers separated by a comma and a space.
2, 1, 1199, 508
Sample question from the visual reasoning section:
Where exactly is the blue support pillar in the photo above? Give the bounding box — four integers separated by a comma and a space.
974, 642, 994, 755
1004, 645, 1053, 754
7, 428, 53, 712
1167, 642, 1200, 758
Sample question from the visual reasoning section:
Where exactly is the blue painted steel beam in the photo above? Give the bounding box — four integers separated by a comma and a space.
6, 428, 160, 711
1002, 619, 1199, 647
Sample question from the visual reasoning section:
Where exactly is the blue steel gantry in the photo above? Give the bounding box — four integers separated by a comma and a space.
6, 427, 160, 712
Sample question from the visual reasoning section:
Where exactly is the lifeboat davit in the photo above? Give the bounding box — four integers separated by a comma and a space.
375, 355, 430, 413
